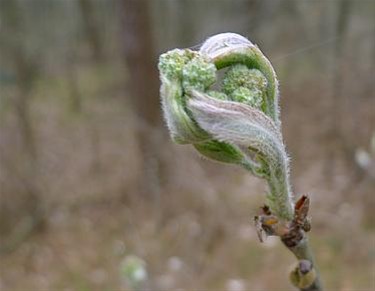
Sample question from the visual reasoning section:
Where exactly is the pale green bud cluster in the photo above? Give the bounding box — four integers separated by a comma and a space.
158, 49, 216, 92
158, 49, 217, 131
222, 65, 267, 109
182, 56, 216, 91
158, 49, 196, 80
231, 87, 262, 108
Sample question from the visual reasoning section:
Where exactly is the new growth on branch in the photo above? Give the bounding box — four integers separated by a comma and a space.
158, 33, 323, 291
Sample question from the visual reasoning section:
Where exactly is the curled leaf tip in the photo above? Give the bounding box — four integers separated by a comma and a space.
200, 32, 254, 56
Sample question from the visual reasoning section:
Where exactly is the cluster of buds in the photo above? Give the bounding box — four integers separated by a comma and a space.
158, 33, 293, 221
254, 195, 311, 244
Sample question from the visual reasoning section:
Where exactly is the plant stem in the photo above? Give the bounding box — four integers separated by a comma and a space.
284, 236, 323, 291
257, 193, 323, 290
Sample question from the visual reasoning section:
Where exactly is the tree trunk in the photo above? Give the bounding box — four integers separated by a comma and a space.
78, 0, 104, 61
324, 0, 351, 182
121, 0, 163, 201
0, 0, 44, 253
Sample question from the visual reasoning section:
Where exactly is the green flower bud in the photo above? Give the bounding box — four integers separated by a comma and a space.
222, 65, 267, 109
158, 49, 196, 80
182, 56, 216, 91
289, 260, 317, 289
231, 87, 263, 109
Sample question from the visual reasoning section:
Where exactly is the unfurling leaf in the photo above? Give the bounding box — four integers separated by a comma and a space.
158, 32, 294, 220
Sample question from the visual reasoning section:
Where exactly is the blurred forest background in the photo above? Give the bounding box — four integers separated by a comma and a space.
0, 0, 374, 290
